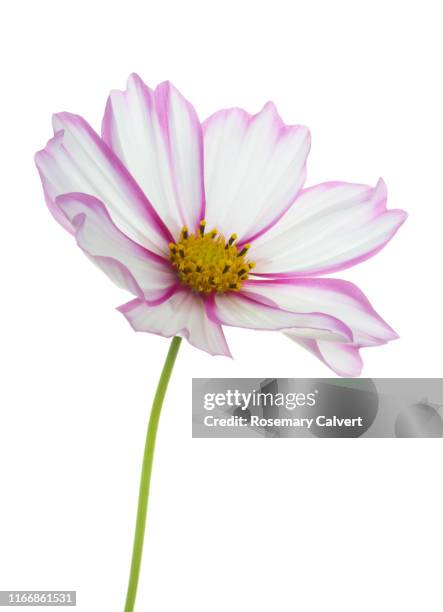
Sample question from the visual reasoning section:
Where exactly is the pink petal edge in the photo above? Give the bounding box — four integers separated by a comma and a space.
56, 192, 177, 305
205, 291, 354, 341
102, 73, 206, 233
244, 277, 399, 343
118, 289, 232, 358
202, 101, 310, 245
251, 178, 407, 277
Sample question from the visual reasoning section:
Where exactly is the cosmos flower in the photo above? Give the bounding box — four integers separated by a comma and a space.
35, 74, 406, 376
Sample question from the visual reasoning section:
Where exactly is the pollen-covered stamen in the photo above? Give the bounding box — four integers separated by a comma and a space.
169, 221, 255, 294
226, 233, 237, 249
238, 244, 250, 257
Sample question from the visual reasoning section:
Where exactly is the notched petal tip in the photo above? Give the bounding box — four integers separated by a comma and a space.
52, 111, 77, 133
34, 128, 64, 162
375, 176, 387, 194
394, 208, 408, 225
373, 178, 408, 227
127, 72, 144, 87
125, 73, 178, 99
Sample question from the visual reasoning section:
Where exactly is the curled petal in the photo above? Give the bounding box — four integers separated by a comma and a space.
86, 256, 144, 297
250, 179, 407, 276
243, 278, 398, 346
57, 193, 177, 303
118, 290, 231, 357
103, 74, 205, 238
240, 278, 399, 376
203, 102, 310, 243
207, 292, 352, 341
35, 112, 172, 255
287, 337, 364, 377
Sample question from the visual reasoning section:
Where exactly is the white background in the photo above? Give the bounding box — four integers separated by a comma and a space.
1, 1, 442, 610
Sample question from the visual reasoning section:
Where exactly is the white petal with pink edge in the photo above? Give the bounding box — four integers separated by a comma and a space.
102, 75, 205, 238
118, 290, 231, 357
35, 112, 172, 255
286, 336, 364, 377
208, 292, 352, 341
83, 255, 144, 298
57, 193, 177, 303
250, 179, 407, 276
203, 103, 310, 243
242, 278, 398, 346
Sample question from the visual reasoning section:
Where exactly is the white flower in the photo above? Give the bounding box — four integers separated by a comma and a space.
35, 74, 406, 376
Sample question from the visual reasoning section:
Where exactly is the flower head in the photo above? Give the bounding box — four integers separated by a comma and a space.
35, 74, 407, 376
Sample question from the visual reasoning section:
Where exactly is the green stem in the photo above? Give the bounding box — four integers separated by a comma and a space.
124, 336, 182, 612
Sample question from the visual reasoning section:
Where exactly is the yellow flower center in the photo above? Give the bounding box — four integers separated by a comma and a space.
169, 220, 255, 294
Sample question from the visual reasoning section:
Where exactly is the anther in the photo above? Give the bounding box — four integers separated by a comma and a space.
169, 225, 254, 294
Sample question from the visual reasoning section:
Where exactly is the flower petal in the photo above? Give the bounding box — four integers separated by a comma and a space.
286, 337, 364, 377
250, 179, 407, 276
243, 278, 398, 346
207, 292, 352, 341
118, 290, 231, 357
35, 112, 172, 255
102, 74, 205, 238
203, 103, 310, 243
84, 256, 144, 297
57, 193, 177, 303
